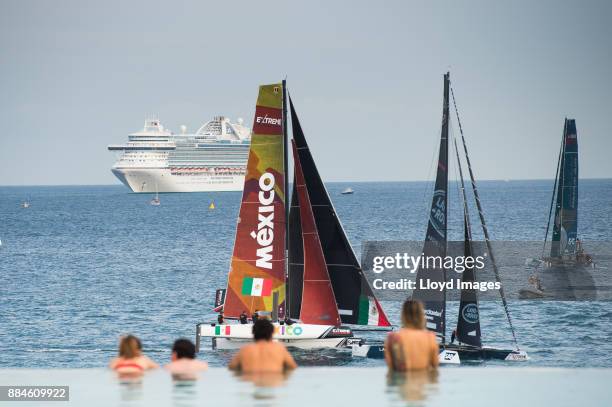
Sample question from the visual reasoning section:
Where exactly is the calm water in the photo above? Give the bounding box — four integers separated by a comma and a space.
1, 180, 611, 368
1, 368, 610, 406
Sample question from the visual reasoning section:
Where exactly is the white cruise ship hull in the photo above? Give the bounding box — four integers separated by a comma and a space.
112, 168, 245, 193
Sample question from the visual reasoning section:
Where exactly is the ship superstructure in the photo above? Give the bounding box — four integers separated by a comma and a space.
108, 116, 250, 192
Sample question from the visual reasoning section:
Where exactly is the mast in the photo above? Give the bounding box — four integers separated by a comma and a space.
412, 72, 450, 342
450, 86, 519, 349
282, 79, 289, 318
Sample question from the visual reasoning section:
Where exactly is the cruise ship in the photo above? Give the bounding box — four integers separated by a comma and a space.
108, 116, 250, 192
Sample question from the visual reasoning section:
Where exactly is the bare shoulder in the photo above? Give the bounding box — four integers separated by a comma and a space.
108, 357, 119, 368
140, 355, 159, 368
273, 342, 290, 352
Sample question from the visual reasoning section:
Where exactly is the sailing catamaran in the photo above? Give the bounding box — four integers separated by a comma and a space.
196, 81, 389, 350
521, 119, 592, 298
353, 72, 528, 362
530, 119, 591, 268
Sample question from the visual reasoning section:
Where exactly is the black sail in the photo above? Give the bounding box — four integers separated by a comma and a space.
288, 179, 304, 319
551, 119, 579, 258
456, 215, 482, 347
411, 72, 450, 341
288, 96, 389, 326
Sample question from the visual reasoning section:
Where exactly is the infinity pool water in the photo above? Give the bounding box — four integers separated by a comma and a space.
0, 367, 610, 406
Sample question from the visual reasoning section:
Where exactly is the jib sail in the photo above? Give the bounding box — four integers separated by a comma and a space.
411, 72, 450, 341
223, 83, 287, 318
288, 96, 389, 326
456, 215, 482, 347
292, 140, 341, 325
551, 119, 579, 258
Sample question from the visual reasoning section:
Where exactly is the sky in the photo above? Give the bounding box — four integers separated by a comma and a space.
0, 0, 610, 185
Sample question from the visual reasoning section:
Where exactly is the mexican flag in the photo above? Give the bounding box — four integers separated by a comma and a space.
241, 277, 273, 297
358, 296, 390, 326
215, 325, 231, 335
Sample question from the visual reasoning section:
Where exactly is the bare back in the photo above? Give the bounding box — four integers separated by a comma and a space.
229, 341, 297, 373
384, 328, 439, 371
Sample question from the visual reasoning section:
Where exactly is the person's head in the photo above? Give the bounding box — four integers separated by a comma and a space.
401, 300, 426, 329
119, 335, 142, 359
252, 318, 274, 341
171, 338, 196, 361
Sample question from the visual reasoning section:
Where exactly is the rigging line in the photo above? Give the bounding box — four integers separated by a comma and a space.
450, 86, 519, 349
542, 134, 564, 259
452, 126, 473, 242
449, 119, 462, 240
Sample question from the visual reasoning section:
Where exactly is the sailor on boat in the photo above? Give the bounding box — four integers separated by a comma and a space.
239, 311, 248, 325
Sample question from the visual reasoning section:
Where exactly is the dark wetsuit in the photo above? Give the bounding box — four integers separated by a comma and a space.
239, 313, 248, 324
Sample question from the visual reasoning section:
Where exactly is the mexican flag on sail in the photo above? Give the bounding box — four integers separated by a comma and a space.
358, 295, 387, 326
241, 277, 273, 297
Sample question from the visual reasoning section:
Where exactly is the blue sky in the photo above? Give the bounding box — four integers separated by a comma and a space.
1, 0, 610, 185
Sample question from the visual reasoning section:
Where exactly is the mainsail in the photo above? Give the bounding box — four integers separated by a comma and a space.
411, 72, 450, 340
551, 119, 579, 258
223, 83, 287, 318
288, 97, 390, 326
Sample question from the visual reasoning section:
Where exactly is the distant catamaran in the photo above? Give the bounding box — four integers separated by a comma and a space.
540, 119, 591, 266
197, 81, 389, 350
521, 119, 592, 298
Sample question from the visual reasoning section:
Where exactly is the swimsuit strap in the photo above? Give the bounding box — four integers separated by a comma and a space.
114, 362, 145, 371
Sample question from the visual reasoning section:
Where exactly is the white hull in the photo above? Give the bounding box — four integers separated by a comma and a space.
212, 337, 348, 350
197, 323, 353, 350
111, 168, 245, 193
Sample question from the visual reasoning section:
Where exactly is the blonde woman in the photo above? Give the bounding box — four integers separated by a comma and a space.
109, 335, 158, 376
384, 300, 439, 371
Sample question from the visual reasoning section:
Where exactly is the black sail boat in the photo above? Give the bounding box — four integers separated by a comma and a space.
542, 119, 591, 266
520, 119, 591, 298
354, 72, 528, 362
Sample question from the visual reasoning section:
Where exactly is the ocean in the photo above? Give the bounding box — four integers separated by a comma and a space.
1, 180, 611, 368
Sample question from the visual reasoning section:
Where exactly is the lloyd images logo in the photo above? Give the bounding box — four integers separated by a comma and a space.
242, 277, 273, 297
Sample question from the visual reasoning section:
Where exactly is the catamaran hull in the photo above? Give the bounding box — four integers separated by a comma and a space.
196, 323, 354, 351
111, 167, 245, 193
212, 337, 349, 350
352, 342, 528, 362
